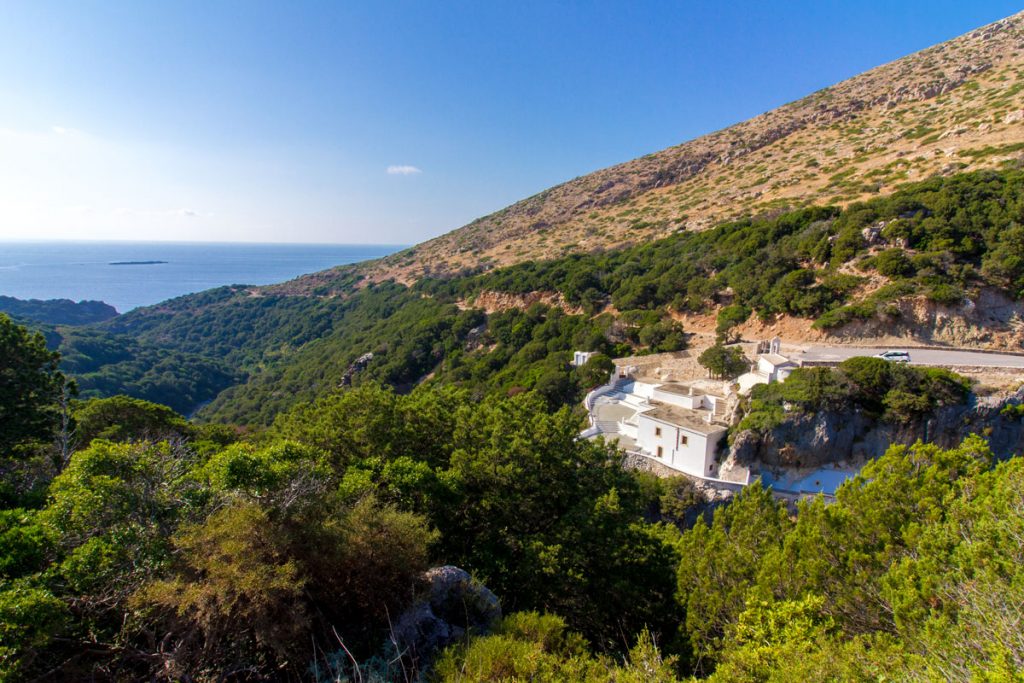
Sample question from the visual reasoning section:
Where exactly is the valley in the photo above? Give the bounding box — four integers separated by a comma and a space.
5, 8, 1024, 681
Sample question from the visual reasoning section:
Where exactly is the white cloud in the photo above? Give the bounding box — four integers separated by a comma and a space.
387, 164, 422, 176
111, 207, 204, 218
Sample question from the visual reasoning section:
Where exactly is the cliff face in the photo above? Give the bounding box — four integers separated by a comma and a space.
826, 289, 1024, 350
729, 388, 1024, 469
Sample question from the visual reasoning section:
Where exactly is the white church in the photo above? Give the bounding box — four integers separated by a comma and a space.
582, 337, 798, 481
584, 370, 730, 479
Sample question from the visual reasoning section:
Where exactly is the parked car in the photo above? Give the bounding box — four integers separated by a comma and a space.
874, 350, 911, 363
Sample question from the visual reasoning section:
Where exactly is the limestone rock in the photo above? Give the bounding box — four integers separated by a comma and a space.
391, 566, 501, 673
728, 387, 1024, 472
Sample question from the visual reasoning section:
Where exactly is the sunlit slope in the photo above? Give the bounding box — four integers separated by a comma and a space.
289, 11, 1024, 290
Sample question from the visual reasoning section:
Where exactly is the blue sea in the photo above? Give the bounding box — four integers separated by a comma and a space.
0, 241, 403, 313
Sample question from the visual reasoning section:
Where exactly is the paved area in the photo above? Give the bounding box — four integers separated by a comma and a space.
798, 347, 1024, 369
602, 433, 637, 451
593, 400, 637, 424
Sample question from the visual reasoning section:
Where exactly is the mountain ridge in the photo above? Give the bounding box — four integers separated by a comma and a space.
268, 10, 1024, 294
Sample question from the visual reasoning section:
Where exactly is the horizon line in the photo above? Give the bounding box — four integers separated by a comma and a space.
0, 237, 410, 248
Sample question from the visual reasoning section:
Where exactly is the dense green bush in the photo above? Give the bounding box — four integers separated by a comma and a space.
36, 171, 1024, 424
72, 395, 192, 445
715, 304, 750, 341
740, 357, 970, 430
698, 344, 750, 380
1, 312, 1022, 680
0, 314, 67, 459
873, 248, 915, 277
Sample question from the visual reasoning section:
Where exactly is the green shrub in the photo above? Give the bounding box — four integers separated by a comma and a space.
698, 344, 749, 380
874, 248, 915, 277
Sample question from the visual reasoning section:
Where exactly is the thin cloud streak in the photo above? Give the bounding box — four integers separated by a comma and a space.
386, 165, 422, 176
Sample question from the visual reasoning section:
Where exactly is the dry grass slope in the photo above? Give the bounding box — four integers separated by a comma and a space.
271, 10, 1024, 294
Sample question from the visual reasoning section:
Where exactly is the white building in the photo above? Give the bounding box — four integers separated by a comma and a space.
635, 402, 728, 477
757, 353, 798, 382
586, 374, 729, 479
572, 350, 596, 367
737, 348, 799, 394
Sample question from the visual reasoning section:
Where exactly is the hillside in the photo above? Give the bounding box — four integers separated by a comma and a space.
0, 296, 118, 326
273, 10, 1024, 293
12, 9, 1024, 682
51, 168, 1011, 424
37, 10, 1024, 424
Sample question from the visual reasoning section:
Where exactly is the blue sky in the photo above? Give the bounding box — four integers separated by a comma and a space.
0, 1, 1019, 244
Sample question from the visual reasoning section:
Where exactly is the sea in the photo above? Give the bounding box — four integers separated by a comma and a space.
0, 241, 403, 313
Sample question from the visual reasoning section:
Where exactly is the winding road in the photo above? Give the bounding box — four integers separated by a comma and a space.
797, 347, 1024, 369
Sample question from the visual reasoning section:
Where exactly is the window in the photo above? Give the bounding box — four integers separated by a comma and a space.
657, 446, 663, 457
680, 435, 689, 446
655, 427, 661, 436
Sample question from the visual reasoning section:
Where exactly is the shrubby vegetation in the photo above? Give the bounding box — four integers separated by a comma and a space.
0, 315, 67, 459
740, 356, 971, 431
2, 287, 1024, 680
433, 612, 679, 682
26, 170, 1024, 425
201, 289, 642, 424
420, 169, 1024, 329
0, 296, 118, 326
0, 317, 683, 678
46, 282, 658, 425
53, 328, 240, 416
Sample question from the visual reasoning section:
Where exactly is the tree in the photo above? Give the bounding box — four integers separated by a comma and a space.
435, 394, 679, 647
139, 502, 309, 677
0, 584, 67, 680
639, 321, 687, 352
575, 353, 615, 389
716, 304, 750, 343
676, 484, 791, 668
708, 595, 834, 682
533, 370, 576, 409
72, 395, 192, 445
0, 314, 67, 456
698, 344, 749, 380
757, 436, 992, 637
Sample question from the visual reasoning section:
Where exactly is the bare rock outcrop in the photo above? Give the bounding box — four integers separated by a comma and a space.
729, 388, 1024, 470
390, 566, 501, 674
466, 290, 582, 314
828, 289, 1024, 350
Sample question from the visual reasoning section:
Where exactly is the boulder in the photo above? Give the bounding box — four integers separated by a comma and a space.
391, 566, 501, 673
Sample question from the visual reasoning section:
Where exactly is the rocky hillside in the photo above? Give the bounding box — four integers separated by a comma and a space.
275, 10, 1024, 293
728, 386, 1024, 473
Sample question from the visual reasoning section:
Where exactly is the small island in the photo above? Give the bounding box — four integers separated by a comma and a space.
109, 260, 168, 266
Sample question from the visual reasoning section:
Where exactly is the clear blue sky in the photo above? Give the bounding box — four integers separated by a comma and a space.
0, 1, 1019, 244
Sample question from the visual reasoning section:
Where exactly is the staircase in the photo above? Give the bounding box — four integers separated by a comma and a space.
594, 419, 621, 434
584, 377, 630, 413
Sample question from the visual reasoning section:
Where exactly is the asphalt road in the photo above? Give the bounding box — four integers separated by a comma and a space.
797, 347, 1024, 369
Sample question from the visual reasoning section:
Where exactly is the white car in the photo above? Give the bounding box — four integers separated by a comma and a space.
874, 350, 911, 363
